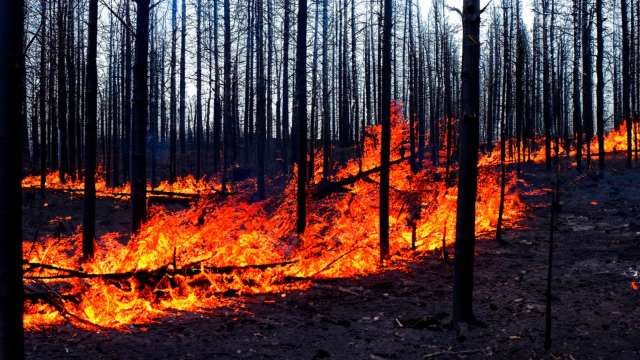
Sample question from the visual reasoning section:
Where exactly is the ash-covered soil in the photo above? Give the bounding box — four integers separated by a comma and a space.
25, 157, 640, 359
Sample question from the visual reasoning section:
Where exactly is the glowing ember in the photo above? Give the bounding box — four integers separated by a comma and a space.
23, 105, 526, 330
632, 281, 639, 291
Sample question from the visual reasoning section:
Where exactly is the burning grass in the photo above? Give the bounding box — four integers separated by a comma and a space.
23, 105, 527, 330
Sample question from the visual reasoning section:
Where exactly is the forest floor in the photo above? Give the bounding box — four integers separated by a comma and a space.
24, 156, 640, 359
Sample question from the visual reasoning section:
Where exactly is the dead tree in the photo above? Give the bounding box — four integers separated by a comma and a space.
132, 0, 151, 232
196, 0, 203, 178
169, 0, 177, 182
596, 0, 605, 169
452, 0, 482, 324
322, 0, 331, 181
573, 0, 583, 172
256, 0, 266, 199
622, 0, 633, 167
380, 0, 392, 262
0, 1, 25, 357
83, 0, 98, 259
295, 0, 308, 233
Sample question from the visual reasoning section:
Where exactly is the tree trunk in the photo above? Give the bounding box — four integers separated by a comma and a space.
83, 0, 98, 260
596, 0, 605, 169
282, 0, 291, 170
322, 0, 331, 180
0, 1, 25, 357
196, 0, 203, 178
256, 0, 266, 199
170, 0, 177, 182
379, 0, 392, 262
179, 0, 187, 159
132, 0, 150, 232
295, 0, 308, 233
452, 0, 481, 324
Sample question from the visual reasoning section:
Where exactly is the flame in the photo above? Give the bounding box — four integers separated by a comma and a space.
23, 104, 527, 330
632, 281, 639, 291
22, 169, 219, 199
479, 122, 636, 167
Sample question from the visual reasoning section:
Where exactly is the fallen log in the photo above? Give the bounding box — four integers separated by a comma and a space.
22, 186, 206, 200
24, 259, 298, 281
313, 157, 407, 198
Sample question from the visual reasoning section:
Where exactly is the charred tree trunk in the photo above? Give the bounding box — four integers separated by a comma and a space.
282, 0, 291, 170
57, 0, 68, 183
222, 0, 232, 190
83, 0, 98, 260
380, 0, 392, 262
596, 0, 605, 169
584, 0, 595, 168
0, 1, 25, 357
179, 0, 187, 160
295, 0, 308, 233
256, 0, 266, 199
196, 0, 203, 178
67, 0, 77, 180
132, 0, 150, 232
321, 0, 331, 180
573, 0, 583, 172
453, 0, 481, 324
622, 0, 633, 167
169, 0, 177, 182
39, 0, 47, 196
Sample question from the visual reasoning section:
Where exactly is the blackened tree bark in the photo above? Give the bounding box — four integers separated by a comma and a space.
256, 0, 266, 199
213, 0, 222, 172
123, 0, 132, 183
0, 1, 25, 357
57, 0, 68, 183
583, 0, 594, 167
179, 0, 187, 158
67, 0, 77, 180
132, 0, 150, 232
170, 0, 177, 182
39, 0, 47, 196
573, 0, 583, 172
83, 0, 98, 259
321, 0, 331, 181
380, 0, 392, 262
282, 0, 291, 170
452, 0, 481, 324
222, 0, 232, 191
295, 0, 308, 233
622, 0, 633, 167
596, 0, 604, 169
543, 0, 552, 171
196, 0, 203, 178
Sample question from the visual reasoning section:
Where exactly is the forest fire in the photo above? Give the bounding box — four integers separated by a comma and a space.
21, 171, 218, 198
23, 107, 526, 331
479, 122, 636, 167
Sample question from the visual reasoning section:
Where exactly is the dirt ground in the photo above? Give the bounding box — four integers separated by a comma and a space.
24, 157, 640, 359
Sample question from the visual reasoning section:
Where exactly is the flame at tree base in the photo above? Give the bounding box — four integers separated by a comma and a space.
23, 105, 527, 330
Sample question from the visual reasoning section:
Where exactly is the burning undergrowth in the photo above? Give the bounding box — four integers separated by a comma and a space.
23, 105, 526, 330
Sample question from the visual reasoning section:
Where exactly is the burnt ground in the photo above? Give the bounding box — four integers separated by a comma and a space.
24, 156, 640, 360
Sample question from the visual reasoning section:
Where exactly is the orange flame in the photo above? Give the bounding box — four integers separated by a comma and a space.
23, 104, 526, 330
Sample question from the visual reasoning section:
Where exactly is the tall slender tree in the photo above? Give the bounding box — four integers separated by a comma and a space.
452, 0, 482, 324
295, 0, 308, 233
380, 0, 392, 262
132, 0, 151, 232
0, 1, 25, 357
596, 0, 605, 169
83, 0, 98, 259
256, 0, 266, 199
